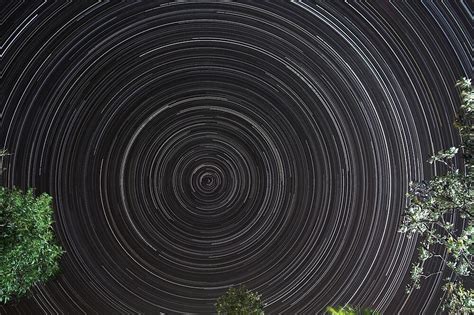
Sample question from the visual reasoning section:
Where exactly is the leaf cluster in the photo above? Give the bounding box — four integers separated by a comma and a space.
399, 78, 474, 313
326, 305, 379, 315
0, 187, 63, 303
442, 281, 474, 313
215, 286, 264, 315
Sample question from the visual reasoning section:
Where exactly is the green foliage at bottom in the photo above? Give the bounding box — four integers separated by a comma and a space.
326, 305, 379, 315
215, 286, 264, 315
0, 187, 63, 303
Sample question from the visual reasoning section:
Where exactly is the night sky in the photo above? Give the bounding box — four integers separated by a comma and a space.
0, 1, 471, 314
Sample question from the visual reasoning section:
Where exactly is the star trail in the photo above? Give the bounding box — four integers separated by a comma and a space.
0, 1, 471, 314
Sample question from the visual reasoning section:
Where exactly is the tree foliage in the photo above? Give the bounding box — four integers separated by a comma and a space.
399, 78, 473, 313
0, 187, 63, 303
326, 305, 379, 315
215, 286, 264, 315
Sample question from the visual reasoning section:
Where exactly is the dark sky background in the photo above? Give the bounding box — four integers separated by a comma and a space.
0, 1, 470, 314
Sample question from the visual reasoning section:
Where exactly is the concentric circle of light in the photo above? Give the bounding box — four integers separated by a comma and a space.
0, 1, 469, 313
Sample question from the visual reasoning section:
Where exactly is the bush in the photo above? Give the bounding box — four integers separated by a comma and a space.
215, 286, 264, 315
0, 187, 63, 303
326, 305, 379, 315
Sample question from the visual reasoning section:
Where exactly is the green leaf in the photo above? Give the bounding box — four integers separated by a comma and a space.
0, 187, 63, 304
215, 286, 264, 314
399, 78, 473, 314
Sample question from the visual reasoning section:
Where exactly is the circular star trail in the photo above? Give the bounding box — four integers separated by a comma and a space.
0, 1, 470, 314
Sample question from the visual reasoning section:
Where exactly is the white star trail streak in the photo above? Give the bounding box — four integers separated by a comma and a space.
0, 1, 470, 314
